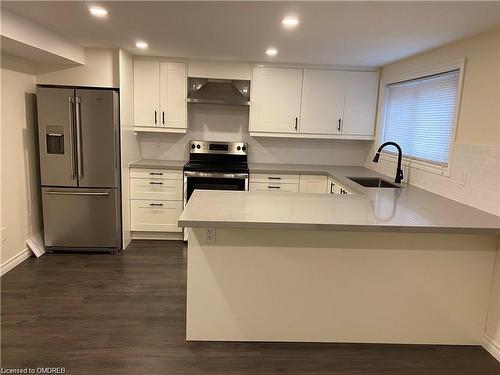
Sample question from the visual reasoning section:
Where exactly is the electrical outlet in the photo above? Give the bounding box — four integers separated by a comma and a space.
1, 227, 7, 242
206, 228, 216, 243
452, 167, 467, 186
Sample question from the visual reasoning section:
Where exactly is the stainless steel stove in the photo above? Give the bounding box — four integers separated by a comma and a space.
183, 140, 249, 208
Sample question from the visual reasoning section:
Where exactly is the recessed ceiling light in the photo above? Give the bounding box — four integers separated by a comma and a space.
266, 48, 278, 57
282, 17, 299, 28
89, 6, 108, 18
136, 41, 148, 49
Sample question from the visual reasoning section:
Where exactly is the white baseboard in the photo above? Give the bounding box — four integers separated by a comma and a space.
1, 247, 33, 276
483, 335, 500, 362
132, 231, 183, 241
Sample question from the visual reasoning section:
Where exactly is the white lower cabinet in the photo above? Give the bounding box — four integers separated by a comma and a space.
131, 200, 183, 232
249, 172, 352, 195
299, 175, 328, 194
130, 167, 183, 236
249, 173, 300, 193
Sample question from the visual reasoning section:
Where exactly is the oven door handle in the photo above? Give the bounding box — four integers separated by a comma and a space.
183, 171, 249, 179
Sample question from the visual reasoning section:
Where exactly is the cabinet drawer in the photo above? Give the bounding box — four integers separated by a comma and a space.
130, 178, 182, 200
130, 168, 183, 180
131, 200, 182, 232
249, 173, 299, 184
249, 182, 299, 193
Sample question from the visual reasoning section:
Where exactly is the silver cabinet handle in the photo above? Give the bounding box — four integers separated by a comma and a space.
68, 96, 76, 179
45, 191, 109, 196
75, 97, 83, 178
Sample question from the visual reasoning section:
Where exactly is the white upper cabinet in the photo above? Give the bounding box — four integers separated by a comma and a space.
249, 66, 379, 140
250, 67, 303, 133
134, 60, 159, 127
342, 71, 379, 136
160, 62, 186, 129
300, 69, 347, 135
134, 59, 187, 132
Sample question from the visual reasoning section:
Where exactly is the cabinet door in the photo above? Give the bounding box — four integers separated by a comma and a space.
300, 69, 346, 135
299, 175, 328, 194
250, 67, 303, 133
160, 62, 186, 129
134, 60, 159, 127
342, 71, 379, 136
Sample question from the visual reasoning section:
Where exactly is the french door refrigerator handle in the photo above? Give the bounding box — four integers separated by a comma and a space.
44, 191, 110, 196
68, 96, 76, 179
75, 97, 84, 179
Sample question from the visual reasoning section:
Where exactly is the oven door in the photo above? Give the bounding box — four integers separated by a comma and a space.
184, 171, 249, 205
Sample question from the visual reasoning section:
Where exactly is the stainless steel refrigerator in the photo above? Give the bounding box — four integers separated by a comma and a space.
37, 86, 121, 252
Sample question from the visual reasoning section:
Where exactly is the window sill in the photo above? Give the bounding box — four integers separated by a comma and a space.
378, 152, 451, 177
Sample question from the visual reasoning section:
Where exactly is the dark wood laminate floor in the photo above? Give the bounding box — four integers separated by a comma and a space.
1, 240, 498, 375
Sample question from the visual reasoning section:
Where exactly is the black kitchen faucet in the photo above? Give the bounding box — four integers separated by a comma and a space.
372, 142, 404, 183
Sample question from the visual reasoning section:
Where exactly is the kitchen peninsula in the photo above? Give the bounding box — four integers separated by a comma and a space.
179, 166, 500, 345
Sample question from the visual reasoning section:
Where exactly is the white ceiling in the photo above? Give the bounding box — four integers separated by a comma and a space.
2, 1, 499, 67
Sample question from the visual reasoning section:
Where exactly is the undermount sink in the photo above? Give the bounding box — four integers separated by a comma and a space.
348, 177, 400, 188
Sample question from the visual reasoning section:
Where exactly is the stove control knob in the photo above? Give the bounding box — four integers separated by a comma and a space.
242, 146, 246, 152
191, 144, 196, 149
237, 146, 241, 151
196, 144, 201, 149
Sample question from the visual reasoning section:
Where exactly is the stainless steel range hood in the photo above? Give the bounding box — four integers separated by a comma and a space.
187, 77, 250, 106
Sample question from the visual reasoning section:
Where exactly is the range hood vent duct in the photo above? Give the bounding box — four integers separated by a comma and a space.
187, 77, 250, 106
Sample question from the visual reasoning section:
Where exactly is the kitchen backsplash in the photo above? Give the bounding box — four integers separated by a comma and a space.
366, 143, 500, 216
139, 104, 372, 166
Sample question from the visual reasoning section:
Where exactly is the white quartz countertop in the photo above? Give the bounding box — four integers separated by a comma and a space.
179, 165, 500, 234
129, 159, 185, 169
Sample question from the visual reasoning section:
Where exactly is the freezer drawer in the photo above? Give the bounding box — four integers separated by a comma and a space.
42, 187, 120, 250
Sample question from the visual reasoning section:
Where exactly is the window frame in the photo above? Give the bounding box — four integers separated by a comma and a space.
375, 58, 466, 177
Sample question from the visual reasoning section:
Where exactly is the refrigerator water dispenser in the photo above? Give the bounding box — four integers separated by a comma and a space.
45, 126, 64, 154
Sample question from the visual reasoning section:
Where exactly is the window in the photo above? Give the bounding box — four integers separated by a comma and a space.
381, 69, 460, 166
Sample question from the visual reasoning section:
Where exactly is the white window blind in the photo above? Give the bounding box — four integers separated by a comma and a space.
382, 70, 460, 165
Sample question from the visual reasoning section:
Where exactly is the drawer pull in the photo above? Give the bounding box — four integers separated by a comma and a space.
268, 177, 281, 180
149, 181, 163, 185
149, 203, 164, 207
149, 172, 164, 176
268, 186, 281, 189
